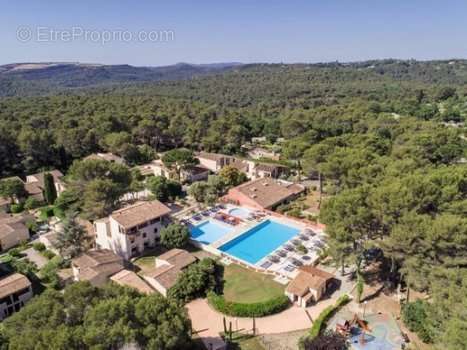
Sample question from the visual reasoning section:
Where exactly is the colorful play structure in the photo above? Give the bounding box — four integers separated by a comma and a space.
336, 314, 372, 345
334, 312, 404, 350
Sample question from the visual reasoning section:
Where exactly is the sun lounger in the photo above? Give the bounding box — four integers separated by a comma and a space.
277, 250, 287, 257
284, 244, 295, 251
291, 259, 303, 267
260, 261, 273, 269
268, 255, 281, 263
284, 265, 295, 272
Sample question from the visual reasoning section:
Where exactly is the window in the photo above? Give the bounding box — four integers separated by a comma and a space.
153, 227, 158, 234
142, 232, 147, 238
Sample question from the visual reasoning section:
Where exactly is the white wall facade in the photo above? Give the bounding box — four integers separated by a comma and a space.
95, 216, 168, 260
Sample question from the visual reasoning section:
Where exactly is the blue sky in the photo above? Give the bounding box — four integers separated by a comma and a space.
1, 0, 466, 66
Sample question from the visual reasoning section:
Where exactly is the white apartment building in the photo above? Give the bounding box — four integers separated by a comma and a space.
94, 200, 172, 260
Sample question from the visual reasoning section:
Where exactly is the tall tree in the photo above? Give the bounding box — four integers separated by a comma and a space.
162, 148, 198, 181
55, 212, 87, 259
43, 172, 57, 205
0, 178, 27, 204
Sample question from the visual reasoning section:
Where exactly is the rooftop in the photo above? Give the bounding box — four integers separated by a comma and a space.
0, 214, 32, 239
73, 249, 123, 269
286, 266, 334, 297
196, 151, 233, 162
0, 273, 31, 299
110, 200, 171, 229
110, 269, 154, 294
73, 249, 124, 282
28, 170, 64, 187
232, 178, 304, 208
145, 249, 197, 289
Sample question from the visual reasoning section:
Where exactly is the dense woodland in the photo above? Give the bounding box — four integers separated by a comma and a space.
0, 59, 466, 349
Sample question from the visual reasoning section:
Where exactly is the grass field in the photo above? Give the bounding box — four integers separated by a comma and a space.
222, 264, 284, 303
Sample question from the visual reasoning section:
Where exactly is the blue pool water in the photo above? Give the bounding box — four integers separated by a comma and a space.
190, 220, 234, 245
228, 207, 252, 219
219, 220, 300, 264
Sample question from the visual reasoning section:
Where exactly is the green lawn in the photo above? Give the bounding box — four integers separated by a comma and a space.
222, 264, 284, 303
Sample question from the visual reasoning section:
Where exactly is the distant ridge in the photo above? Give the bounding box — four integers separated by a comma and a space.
0, 62, 243, 97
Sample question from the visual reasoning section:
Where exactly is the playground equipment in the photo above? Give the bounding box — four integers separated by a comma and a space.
336, 314, 372, 336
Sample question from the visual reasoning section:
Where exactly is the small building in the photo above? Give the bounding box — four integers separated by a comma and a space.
0, 213, 32, 252
285, 266, 335, 307
0, 273, 33, 320
138, 159, 209, 183
224, 178, 305, 210
252, 163, 288, 179
142, 249, 197, 297
72, 249, 125, 287
195, 152, 236, 173
110, 269, 154, 295
248, 147, 280, 161
25, 170, 66, 201
94, 200, 172, 260
84, 152, 126, 165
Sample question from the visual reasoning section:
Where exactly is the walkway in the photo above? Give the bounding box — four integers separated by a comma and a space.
22, 247, 48, 268
186, 297, 338, 349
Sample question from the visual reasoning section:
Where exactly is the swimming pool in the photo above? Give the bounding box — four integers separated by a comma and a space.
190, 219, 234, 245
219, 220, 300, 264
228, 207, 252, 219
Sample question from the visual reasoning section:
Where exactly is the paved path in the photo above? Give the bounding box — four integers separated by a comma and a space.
186, 297, 337, 349
22, 247, 48, 268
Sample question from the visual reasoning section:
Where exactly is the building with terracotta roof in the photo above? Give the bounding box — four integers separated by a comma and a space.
0, 273, 33, 320
25, 170, 66, 201
110, 269, 155, 294
94, 200, 172, 260
72, 249, 124, 286
285, 266, 335, 307
224, 178, 305, 210
196, 152, 237, 172
142, 249, 197, 297
0, 213, 32, 252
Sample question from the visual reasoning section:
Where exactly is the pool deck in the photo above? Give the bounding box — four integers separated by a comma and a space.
186, 205, 326, 279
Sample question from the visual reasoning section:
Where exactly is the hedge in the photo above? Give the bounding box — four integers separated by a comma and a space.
309, 294, 350, 339
207, 292, 290, 317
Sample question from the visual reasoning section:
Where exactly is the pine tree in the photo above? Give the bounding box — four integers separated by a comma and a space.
43, 172, 57, 205
55, 212, 87, 259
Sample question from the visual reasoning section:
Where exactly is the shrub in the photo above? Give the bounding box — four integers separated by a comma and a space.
39, 206, 54, 220
41, 249, 56, 260
302, 330, 348, 350
168, 258, 222, 303
402, 300, 434, 343
309, 294, 350, 339
8, 248, 23, 258
297, 244, 308, 254
160, 223, 190, 249
33, 242, 46, 252
207, 292, 290, 317
24, 197, 42, 210
25, 219, 38, 233
10, 203, 24, 213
